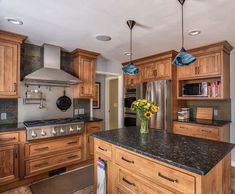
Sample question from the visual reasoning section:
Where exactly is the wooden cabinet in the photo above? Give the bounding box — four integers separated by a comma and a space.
94, 138, 232, 194
72, 49, 99, 99
123, 51, 177, 88
0, 30, 26, 98
24, 135, 84, 177
177, 41, 233, 100
0, 131, 20, 185
173, 122, 230, 142
85, 122, 102, 160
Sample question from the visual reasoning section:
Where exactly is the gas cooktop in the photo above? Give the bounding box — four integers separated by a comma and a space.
23, 117, 84, 127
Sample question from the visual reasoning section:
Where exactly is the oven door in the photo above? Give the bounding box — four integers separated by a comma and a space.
124, 97, 136, 108
124, 113, 136, 127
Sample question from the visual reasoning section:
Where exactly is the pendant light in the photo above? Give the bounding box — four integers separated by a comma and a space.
122, 20, 139, 75
173, 0, 196, 66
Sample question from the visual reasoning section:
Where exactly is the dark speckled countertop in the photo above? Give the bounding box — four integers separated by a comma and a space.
92, 127, 234, 175
174, 118, 230, 126
0, 123, 25, 132
83, 117, 103, 122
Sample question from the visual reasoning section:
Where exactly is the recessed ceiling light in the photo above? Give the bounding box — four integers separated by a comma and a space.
96, 35, 111, 41
4, 17, 23, 25
188, 30, 201, 36
124, 52, 131, 56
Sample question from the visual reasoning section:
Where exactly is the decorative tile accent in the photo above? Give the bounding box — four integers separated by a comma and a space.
74, 99, 91, 117
0, 99, 17, 124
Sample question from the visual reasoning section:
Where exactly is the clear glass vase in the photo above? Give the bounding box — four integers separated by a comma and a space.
140, 118, 149, 134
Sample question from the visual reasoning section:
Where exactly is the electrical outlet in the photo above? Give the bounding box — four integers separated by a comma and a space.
78, 108, 85, 115
1, 113, 7, 120
214, 109, 218, 117
74, 109, 79, 115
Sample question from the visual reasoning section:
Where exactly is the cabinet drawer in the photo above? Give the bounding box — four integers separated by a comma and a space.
86, 122, 102, 132
173, 122, 219, 140
117, 166, 174, 194
26, 150, 82, 176
95, 139, 112, 159
0, 132, 19, 144
115, 148, 195, 194
25, 136, 82, 158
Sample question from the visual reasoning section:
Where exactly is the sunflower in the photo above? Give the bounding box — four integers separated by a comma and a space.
151, 105, 159, 113
144, 112, 152, 119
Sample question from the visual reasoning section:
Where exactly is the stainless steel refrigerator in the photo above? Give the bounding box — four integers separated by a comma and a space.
137, 80, 172, 131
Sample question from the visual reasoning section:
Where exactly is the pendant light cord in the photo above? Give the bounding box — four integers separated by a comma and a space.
130, 27, 132, 63
181, 2, 184, 48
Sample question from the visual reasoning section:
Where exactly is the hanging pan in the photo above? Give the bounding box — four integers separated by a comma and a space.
56, 89, 72, 112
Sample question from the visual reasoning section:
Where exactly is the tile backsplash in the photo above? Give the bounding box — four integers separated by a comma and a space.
185, 100, 231, 121
0, 99, 18, 124
73, 99, 91, 117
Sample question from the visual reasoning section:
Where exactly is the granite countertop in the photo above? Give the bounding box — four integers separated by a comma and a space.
83, 117, 103, 122
174, 118, 231, 127
92, 127, 234, 175
0, 122, 25, 132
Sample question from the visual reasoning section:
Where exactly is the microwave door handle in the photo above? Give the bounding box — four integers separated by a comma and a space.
199, 84, 202, 95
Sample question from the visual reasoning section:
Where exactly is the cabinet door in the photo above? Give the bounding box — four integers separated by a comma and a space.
142, 62, 157, 82
177, 63, 196, 79
124, 74, 137, 88
80, 56, 95, 97
0, 145, 18, 184
86, 122, 102, 160
0, 42, 18, 97
155, 59, 171, 79
196, 52, 221, 77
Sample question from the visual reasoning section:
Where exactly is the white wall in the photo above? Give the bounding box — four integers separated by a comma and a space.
230, 50, 235, 164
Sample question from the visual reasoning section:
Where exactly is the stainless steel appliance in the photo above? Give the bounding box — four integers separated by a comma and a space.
124, 88, 137, 127
137, 80, 171, 130
24, 117, 85, 141
183, 82, 208, 96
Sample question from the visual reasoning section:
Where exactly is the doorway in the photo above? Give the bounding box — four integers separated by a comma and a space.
106, 77, 119, 130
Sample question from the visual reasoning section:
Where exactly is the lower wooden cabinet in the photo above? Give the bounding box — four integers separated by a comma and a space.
25, 149, 82, 176
0, 144, 19, 185
94, 138, 231, 194
173, 121, 230, 142
85, 122, 102, 160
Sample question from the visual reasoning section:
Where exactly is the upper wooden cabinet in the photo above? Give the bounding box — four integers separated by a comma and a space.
72, 49, 99, 99
0, 31, 26, 98
123, 51, 177, 88
177, 41, 232, 80
177, 41, 233, 100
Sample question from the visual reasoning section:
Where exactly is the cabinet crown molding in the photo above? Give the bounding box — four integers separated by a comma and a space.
0, 30, 27, 43
72, 48, 100, 58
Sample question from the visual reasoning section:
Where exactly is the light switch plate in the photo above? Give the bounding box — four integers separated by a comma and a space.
214, 109, 218, 117
74, 109, 79, 115
78, 108, 85, 115
1, 113, 7, 120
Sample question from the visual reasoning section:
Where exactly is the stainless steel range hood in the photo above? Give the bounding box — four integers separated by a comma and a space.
24, 44, 82, 86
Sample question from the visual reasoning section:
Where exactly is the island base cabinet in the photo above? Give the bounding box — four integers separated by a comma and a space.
93, 138, 232, 194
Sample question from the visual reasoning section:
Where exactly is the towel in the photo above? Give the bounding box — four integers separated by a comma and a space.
97, 159, 106, 194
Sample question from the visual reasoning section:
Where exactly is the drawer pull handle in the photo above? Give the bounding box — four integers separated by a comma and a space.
201, 129, 211, 133
98, 146, 107, 151
67, 141, 78, 145
122, 177, 135, 186
179, 126, 188, 129
90, 127, 100, 130
0, 137, 16, 142
34, 162, 48, 168
67, 155, 78, 159
158, 172, 178, 183
121, 157, 134, 164
35, 146, 49, 151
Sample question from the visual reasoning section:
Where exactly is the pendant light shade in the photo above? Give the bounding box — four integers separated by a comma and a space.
122, 20, 139, 75
173, 0, 196, 66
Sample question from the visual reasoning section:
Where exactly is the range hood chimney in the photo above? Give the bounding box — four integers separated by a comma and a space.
24, 44, 82, 86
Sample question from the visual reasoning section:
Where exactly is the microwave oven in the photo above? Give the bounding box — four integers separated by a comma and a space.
183, 82, 208, 96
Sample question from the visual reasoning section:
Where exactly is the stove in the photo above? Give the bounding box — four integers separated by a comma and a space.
24, 117, 85, 141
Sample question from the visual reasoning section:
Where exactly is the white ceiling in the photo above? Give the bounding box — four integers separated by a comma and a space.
0, 0, 235, 63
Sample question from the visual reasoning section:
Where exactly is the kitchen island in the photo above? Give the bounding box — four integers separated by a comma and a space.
92, 127, 234, 194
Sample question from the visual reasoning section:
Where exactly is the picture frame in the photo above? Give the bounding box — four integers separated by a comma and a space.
93, 82, 101, 109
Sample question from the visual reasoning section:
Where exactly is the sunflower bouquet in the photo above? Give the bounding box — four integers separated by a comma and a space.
131, 99, 159, 133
